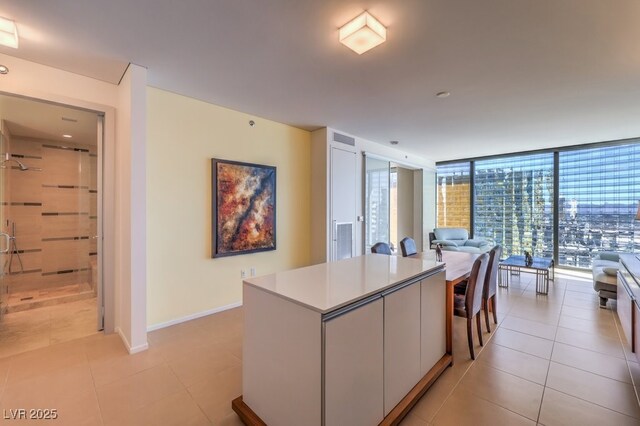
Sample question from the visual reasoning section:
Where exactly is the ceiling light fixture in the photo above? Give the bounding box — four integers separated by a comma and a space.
436, 91, 451, 98
339, 11, 386, 55
0, 65, 8, 74
390, 140, 399, 145
62, 134, 72, 138
0, 17, 18, 49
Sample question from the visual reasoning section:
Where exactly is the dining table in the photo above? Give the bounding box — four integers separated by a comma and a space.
409, 250, 480, 360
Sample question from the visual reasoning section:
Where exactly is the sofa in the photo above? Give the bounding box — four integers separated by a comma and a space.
430, 228, 492, 254
592, 252, 619, 308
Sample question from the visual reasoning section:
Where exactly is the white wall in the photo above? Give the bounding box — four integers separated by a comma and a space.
0, 53, 146, 353
116, 64, 148, 352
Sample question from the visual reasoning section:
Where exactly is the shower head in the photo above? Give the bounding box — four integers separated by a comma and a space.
0, 154, 28, 171
14, 160, 28, 171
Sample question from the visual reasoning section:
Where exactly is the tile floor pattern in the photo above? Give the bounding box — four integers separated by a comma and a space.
0, 298, 98, 359
5, 283, 95, 314
0, 272, 638, 425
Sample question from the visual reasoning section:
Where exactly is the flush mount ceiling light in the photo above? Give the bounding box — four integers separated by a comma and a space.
0, 65, 8, 74
390, 140, 399, 145
339, 11, 386, 55
0, 17, 18, 49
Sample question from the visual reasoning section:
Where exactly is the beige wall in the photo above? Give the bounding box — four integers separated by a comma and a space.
146, 87, 311, 327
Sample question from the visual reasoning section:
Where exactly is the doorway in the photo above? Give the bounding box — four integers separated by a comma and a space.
364, 155, 423, 254
0, 94, 103, 358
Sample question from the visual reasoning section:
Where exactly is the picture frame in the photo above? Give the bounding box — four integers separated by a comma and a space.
212, 158, 277, 258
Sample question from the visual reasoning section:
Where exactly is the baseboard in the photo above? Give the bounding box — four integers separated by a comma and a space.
146, 301, 243, 332
116, 326, 149, 354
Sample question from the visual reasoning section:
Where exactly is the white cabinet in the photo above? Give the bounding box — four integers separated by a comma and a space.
383, 282, 422, 415
238, 257, 447, 426
324, 298, 384, 426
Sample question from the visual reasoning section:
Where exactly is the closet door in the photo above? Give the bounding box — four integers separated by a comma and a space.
330, 147, 356, 261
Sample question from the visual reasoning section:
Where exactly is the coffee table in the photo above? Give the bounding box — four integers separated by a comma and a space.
498, 255, 554, 294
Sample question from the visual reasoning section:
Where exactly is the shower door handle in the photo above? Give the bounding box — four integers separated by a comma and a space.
0, 232, 9, 254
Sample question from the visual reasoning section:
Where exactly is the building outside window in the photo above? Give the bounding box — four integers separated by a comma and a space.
474, 153, 554, 258
436, 162, 470, 231
558, 144, 640, 267
436, 140, 640, 268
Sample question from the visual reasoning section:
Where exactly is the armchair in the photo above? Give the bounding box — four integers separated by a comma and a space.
431, 228, 492, 254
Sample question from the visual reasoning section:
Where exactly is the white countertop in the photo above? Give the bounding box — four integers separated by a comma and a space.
243, 254, 443, 314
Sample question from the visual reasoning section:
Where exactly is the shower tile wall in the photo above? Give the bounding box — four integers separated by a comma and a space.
5, 138, 97, 297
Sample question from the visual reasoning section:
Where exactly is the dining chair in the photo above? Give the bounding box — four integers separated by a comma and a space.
371, 242, 392, 255
453, 246, 502, 332
483, 245, 502, 333
453, 253, 489, 360
399, 237, 417, 257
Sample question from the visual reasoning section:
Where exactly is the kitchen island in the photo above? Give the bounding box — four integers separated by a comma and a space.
232, 254, 447, 426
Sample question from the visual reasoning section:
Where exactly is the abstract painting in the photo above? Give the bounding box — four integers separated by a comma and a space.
212, 159, 276, 257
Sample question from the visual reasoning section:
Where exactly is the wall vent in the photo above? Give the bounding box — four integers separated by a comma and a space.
333, 132, 355, 146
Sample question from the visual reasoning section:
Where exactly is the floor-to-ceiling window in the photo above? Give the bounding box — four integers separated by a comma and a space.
474, 154, 554, 258
558, 144, 640, 267
436, 162, 471, 231
436, 140, 640, 268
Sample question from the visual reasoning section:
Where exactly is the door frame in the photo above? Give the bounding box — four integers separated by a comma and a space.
0, 90, 116, 334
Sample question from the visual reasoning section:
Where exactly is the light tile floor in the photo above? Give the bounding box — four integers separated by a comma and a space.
0, 298, 98, 359
0, 272, 637, 425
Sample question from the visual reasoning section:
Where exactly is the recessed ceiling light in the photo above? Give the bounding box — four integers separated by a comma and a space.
339, 11, 386, 55
62, 134, 72, 138
0, 17, 18, 49
436, 91, 451, 98
390, 140, 399, 145
0, 65, 8, 74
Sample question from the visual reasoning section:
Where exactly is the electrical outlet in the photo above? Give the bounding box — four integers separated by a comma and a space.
250, 267, 256, 277
241, 270, 247, 279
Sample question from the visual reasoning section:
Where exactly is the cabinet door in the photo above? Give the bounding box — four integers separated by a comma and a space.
324, 298, 384, 426
634, 302, 640, 362
421, 271, 446, 375
618, 274, 634, 352
384, 283, 421, 416
330, 147, 356, 260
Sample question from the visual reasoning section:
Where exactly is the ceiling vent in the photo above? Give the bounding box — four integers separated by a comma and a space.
333, 132, 355, 146
61, 116, 78, 122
